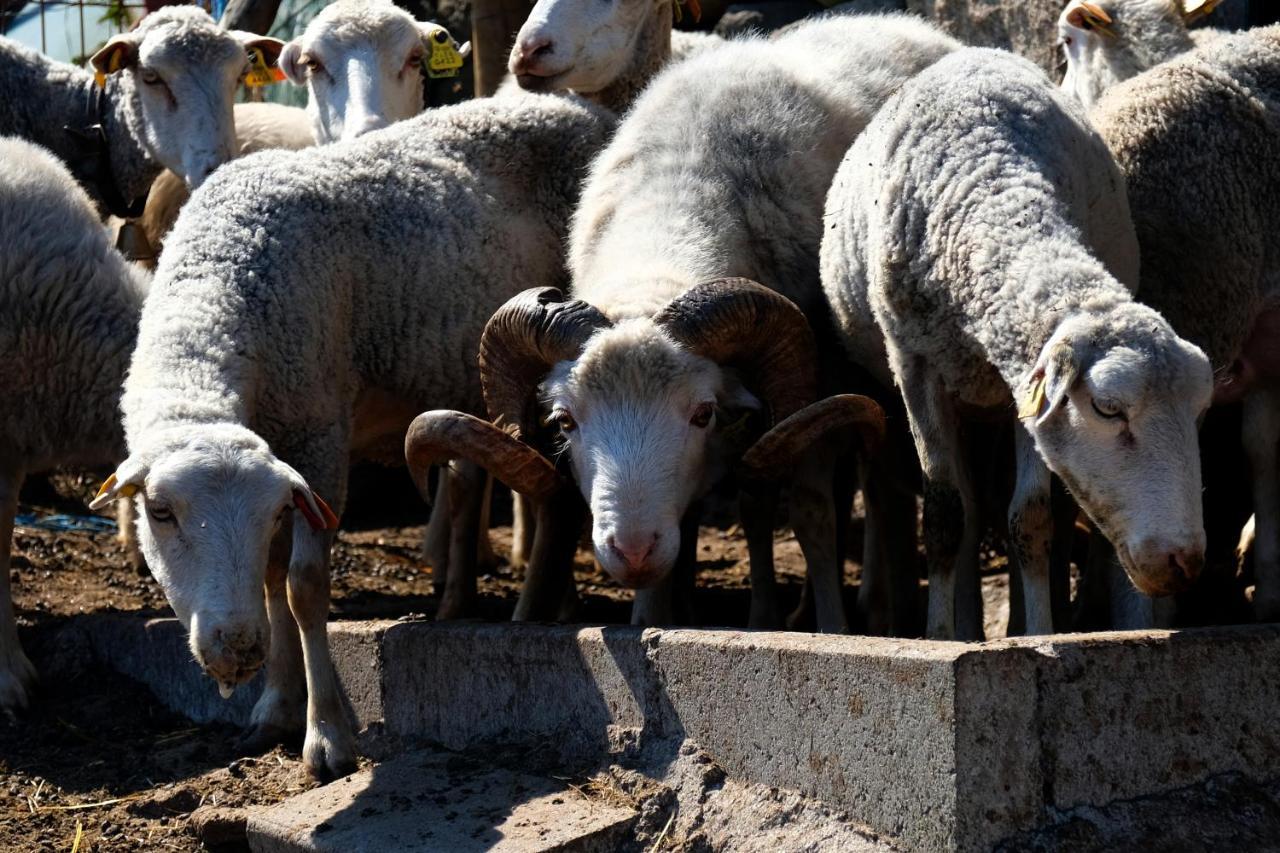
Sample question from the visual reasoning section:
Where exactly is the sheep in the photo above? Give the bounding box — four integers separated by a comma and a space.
411, 15, 958, 631
88, 92, 615, 779
278, 0, 471, 143
0, 6, 284, 215
1058, 0, 1226, 109
820, 45, 1214, 640
1089, 25, 1280, 619
0, 137, 149, 716
507, 0, 721, 112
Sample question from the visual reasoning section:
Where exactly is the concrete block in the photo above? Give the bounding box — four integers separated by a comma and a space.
246, 749, 636, 853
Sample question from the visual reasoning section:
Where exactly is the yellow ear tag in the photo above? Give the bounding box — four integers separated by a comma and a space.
425, 29, 464, 79
95, 69, 107, 89
244, 46, 285, 88
1018, 376, 1047, 420
1182, 0, 1222, 23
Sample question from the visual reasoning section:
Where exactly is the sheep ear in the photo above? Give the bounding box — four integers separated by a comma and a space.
277, 40, 308, 86
90, 35, 138, 87
1180, 0, 1222, 23
89, 459, 147, 512
241, 36, 286, 69
275, 461, 340, 531
234, 33, 287, 86
1021, 341, 1080, 425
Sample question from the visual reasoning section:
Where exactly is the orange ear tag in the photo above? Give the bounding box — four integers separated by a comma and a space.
244, 46, 285, 87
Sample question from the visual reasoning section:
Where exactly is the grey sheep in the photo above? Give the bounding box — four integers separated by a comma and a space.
1090, 25, 1280, 618
0, 7, 284, 214
821, 47, 1213, 640
0, 137, 148, 716
90, 92, 615, 780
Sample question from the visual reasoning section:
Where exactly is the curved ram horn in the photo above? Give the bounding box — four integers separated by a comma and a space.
654, 278, 818, 424
739, 394, 886, 483
405, 409, 564, 500
479, 287, 612, 440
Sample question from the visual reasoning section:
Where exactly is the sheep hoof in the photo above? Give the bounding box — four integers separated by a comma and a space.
0, 648, 37, 720
236, 721, 299, 756
303, 720, 358, 783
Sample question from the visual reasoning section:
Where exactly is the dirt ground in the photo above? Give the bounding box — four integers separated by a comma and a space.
0, 468, 1008, 852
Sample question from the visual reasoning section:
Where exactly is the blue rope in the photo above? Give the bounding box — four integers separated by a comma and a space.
15, 513, 117, 533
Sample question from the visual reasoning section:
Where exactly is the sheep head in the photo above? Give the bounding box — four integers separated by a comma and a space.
1018, 308, 1213, 597
1057, 0, 1198, 109
90, 423, 336, 698
508, 0, 666, 96
91, 6, 284, 188
407, 281, 883, 591
278, 0, 468, 143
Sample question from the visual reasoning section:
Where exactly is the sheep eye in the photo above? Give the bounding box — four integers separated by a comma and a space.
1091, 398, 1125, 420
304, 56, 325, 74
139, 68, 162, 86
556, 412, 577, 433
690, 403, 714, 429
147, 503, 175, 524
406, 50, 424, 69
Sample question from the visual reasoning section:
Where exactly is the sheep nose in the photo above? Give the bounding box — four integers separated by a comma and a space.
608, 532, 657, 571
512, 34, 553, 74
1169, 547, 1204, 583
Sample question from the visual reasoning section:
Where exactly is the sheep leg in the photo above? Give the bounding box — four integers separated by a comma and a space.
510, 492, 536, 572
117, 496, 146, 576
423, 471, 450, 598
241, 521, 306, 753
791, 445, 847, 634
1008, 425, 1054, 635
673, 506, 701, 626
476, 475, 497, 571
857, 453, 911, 636
740, 483, 780, 629
0, 469, 36, 718
288, 520, 357, 781
897, 361, 981, 640
1244, 390, 1280, 620
437, 461, 485, 620
513, 490, 584, 621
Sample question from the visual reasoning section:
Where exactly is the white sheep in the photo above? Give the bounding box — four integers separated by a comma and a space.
278, 0, 470, 143
507, 0, 721, 112
0, 7, 284, 214
821, 46, 1214, 640
1058, 0, 1226, 109
416, 15, 958, 631
1090, 25, 1280, 619
89, 92, 615, 780
0, 137, 149, 715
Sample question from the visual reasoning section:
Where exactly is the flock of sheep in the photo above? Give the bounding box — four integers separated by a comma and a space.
0, 0, 1275, 782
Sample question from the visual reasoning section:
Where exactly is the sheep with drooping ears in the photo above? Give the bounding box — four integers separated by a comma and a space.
0, 137, 149, 716
821, 46, 1214, 640
410, 15, 957, 631
1058, 0, 1226, 109
90, 92, 615, 781
0, 6, 283, 214
1090, 25, 1280, 619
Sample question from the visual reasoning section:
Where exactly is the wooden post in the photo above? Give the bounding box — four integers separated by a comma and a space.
470, 0, 534, 97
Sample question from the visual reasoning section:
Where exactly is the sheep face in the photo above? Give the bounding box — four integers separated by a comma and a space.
542, 320, 757, 587
509, 0, 655, 95
1058, 0, 1192, 108
279, 0, 462, 143
90, 426, 329, 697
90, 8, 280, 188
1022, 313, 1213, 597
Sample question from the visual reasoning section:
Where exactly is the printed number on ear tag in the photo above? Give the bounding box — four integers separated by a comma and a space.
426, 30, 464, 79
244, 46, 285, 88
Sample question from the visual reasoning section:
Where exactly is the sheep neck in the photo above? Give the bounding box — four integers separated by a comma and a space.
585, 2, 673, 113
974, 241, 1133, 391
97, 74, 162, 211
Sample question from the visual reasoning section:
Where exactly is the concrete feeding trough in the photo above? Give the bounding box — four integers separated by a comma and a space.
80, 616, 1280, 851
